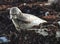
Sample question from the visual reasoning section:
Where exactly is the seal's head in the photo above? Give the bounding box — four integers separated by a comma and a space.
10, 7, 22, 19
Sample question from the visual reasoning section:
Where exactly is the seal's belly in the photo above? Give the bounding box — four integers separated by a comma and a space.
12, 19, 33, 29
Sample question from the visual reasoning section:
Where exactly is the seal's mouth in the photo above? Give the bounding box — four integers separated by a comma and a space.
10, 15, 17, 19
13, 15, 17, 19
